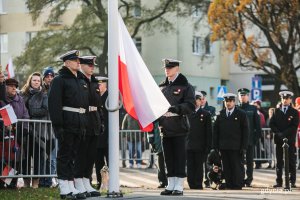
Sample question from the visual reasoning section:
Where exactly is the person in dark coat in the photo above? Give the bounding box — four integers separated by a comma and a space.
48, 50, 88, 199
0, 71, 5, 102
213, 93, 249, 190
206, 149, 225, 190
269, 91, 299, 188
21, 72, 51, 189
147, 121, 168, 188
237, 88, 261, 187
42, 66, 55, 94
159, 58, 195, 196
94, 76, 109, 190
187, 91, 212, 189
73, 56, 101, 197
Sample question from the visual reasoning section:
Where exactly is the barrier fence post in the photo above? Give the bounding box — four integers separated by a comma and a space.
282, 138, 290, 190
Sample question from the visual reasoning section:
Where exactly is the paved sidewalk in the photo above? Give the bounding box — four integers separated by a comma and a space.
90, 187, 300, 200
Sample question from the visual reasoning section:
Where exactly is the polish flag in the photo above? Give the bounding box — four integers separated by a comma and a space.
118, 14, 170, 132
1, 165, 17, 185
0, 104, 18, 126
5, 58, 15, 78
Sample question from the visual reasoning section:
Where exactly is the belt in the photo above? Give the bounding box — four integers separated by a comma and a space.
62, 106, 86, 114
89, 106, 98, 112
162, 112, 179, 117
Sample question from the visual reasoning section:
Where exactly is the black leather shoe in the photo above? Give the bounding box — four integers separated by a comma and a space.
60, 193, 76, 199
74, 192, 86, 199
90, 191, 101, 197
84, 192, 91, 197
160, 189, 173, 195
157, 184, 166, 188
291, 184, 297, 188
245, 183, 252, 187
273, 183, 282, 188
172, 190, 183, 196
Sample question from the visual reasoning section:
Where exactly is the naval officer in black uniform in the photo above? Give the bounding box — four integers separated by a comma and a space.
213, 93, 249, 189
159, 58, 195, 196
237, 88, 261, 187
187, 91, 212, 189
270, 91, 299, 188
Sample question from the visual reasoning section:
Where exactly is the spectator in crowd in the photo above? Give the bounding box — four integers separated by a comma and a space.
270, 91, 299, 188
42, 66, 55, 93
187, 91, 212, 189
0, 71, 6, 101
0, 78, 30, 189
265, 107, 275, 169
213, 93, 248, 190
21, 72, 51, 189
294, 97, 300, 170
122, 113, 143, 168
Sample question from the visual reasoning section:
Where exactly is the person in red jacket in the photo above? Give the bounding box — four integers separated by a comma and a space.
295, 97, 300, 170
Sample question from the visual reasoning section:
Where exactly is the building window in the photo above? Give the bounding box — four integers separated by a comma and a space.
0, 0, 6, 14
209, 87, 215, 98
192, 5, 202, 18
192, 36, 203, 55
204, 35, 211, 55
133, 37, 142, 53
25, 32, 37, 45
0, 34, 8, 53
133, 0, 141, 17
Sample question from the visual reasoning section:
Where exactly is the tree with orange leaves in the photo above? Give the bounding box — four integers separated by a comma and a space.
208, 0, 300, 96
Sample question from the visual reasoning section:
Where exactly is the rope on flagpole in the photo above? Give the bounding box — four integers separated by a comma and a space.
105, 90, 123, 112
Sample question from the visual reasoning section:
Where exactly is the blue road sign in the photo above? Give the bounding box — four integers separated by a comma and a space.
217, 86, 227, 100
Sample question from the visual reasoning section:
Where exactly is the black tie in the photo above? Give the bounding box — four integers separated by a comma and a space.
283, 107, 287, 114
228, 111, 231, 117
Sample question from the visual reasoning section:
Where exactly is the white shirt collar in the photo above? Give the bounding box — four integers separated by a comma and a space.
226, 107, 235, 115
168, 73, 179, 84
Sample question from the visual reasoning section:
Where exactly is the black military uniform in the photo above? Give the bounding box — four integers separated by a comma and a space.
94, 77, 109, 190
187, 91, 212, 189
237, 88, 261, 187
159, 58, 195, 196
200, 90, 216, 188
213, 93, 248, 189
73, 56, 101, 197
48, 50, 88, 199
269, 91, 299, 188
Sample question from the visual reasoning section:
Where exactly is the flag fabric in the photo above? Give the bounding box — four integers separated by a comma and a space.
1, 165, 17, 185
0, 104, 18, 126
118, 13, 170, 131
6, 58, 15, 78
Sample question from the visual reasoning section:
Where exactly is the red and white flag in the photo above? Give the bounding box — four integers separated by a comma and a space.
6, 58, 15, 78
1, 165, 17, 185
118, 14, 170, 132
0, 104, 18, 126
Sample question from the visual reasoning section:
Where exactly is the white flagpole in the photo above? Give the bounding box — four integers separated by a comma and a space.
108, 0, 120, 196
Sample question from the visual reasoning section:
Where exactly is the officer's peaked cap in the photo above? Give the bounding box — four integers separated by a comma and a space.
162, 58, 181, 68
195, 91, 203, 99
79, 56, 97, 66
238, 88, 250, 95
223, 93, 237, 100
96, 76, 108, 83
59, 50, 80, 61
279, 90, 294, 98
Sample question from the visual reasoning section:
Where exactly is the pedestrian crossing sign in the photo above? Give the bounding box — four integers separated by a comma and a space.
217, 86, 227, 100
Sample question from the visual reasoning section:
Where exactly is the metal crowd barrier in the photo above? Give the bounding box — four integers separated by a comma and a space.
119, 130, 153, 167
253, 128, 299, 166
0, 119, 57, 179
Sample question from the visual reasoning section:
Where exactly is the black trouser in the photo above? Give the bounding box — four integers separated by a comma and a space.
74, 134, 98, 178
203, 153, 210, 185
187, 150, 205, 189
275, 143, 296, 184
95, 147, 109, 185
244, 145, 254, 184
157, 152, 167, 186
57, 131, 81, 180
162, 135, 186, 177
220, 150, 244, 189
